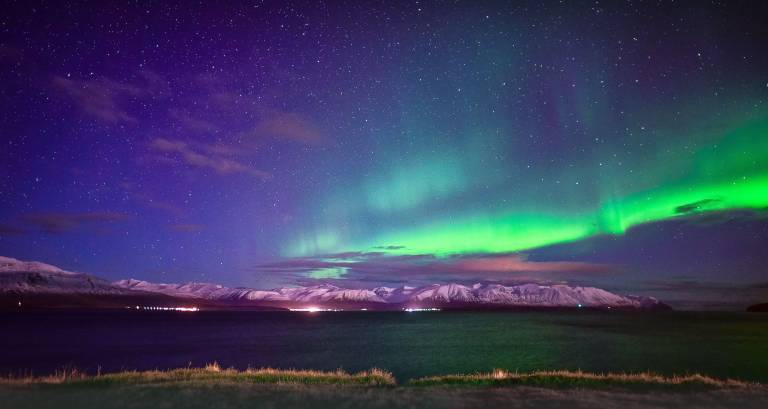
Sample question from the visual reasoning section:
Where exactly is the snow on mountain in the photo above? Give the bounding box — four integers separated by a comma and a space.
472, 283, 641, 307
270, 284, 386, 303
114, 279, 232, 299
0, 256, 129, 295
112, 281, 390, 304
238, 290, 290, 302
0, 256, 73, 275
373, 286, 415, 303
411, 283, 479, 303
0, 256, 666, 309
112, 278, 665, 309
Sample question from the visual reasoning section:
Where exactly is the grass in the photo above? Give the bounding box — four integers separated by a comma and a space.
408, 369, 757, 390
2, 365, 762, 391
2, 367, 766, 409
3, 380, 768, 409
0, 363, 396, 387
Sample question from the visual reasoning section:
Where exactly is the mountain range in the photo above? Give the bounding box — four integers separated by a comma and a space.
1, 256, 669, 310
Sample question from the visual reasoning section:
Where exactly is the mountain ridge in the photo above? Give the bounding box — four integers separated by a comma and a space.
1, 256, 669, 310
113, 278, 669, 310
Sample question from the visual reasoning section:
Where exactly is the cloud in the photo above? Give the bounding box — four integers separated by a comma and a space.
0, 223, 26, 236
250, 112, 327, 145
446, 254, 613, 274
678, 207, 768, 225
148, 138, 270, 179
168, 109, 219, 133
52, 71, 168, 124
53, 76, 138, 123
157, 72, 329, 150
131, 192, 185, 216
20, 212, 132, 234
675, 198, 722, 215
641, 278, 768, 293
118, 182, 185, 217
253, 251, 613, 286
169, 223, 204, 233
637, 279, 768, 310
0, 45, 24, 64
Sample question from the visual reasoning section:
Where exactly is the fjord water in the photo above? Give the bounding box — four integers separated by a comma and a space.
1, 310, 767, 381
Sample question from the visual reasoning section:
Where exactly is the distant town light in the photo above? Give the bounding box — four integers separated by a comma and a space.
129, 305, 199, 312
289, 307, 342, 312
404, 307, 441, 312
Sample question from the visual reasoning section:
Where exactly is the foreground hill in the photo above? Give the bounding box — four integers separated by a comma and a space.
747, 303, 768, 312
1, 367, 766, 409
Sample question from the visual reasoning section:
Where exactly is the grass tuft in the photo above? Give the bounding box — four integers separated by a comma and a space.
204, 362, 222, 373
408, 369, 757, 390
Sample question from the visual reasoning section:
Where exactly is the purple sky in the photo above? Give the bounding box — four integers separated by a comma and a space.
1, 1, 768, 309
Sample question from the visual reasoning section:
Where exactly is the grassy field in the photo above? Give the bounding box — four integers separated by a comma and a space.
2, 365, 767, 409
408, 369, 755, 390
2, 364, 758, 390
1, 363, 396, 386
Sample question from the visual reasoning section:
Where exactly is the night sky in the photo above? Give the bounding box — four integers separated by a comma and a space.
1, 1, 767, 309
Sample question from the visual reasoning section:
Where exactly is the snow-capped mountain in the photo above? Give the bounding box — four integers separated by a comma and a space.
114, 279, 240, 299
0, 256, 281, 310
114, 280, 388, 304
1, 256, 668, 310
0, 256, 130, 295
411, 283, 478, 303
112, 279, 667, 310
0, 256, 73, 274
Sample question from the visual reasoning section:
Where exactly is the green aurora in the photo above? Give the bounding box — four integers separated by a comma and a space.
287, 116, 768, 258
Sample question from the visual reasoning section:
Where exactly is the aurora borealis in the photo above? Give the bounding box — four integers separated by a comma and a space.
1, 1, 767, 309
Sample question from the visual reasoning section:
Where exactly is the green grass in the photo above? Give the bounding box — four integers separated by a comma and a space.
1, 363, 396, 387
408, 369, 757, 390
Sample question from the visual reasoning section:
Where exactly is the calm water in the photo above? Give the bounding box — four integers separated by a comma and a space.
1, 310, 767, 381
